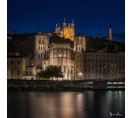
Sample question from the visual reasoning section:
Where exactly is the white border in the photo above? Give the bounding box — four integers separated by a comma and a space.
126, 0, 133, 118
0, 0, 7, 118
0, 0, 132, 118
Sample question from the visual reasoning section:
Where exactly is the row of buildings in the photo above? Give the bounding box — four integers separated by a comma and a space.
7, 20, 125, 80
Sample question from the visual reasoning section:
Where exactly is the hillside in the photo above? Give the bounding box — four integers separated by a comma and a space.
86, 37, 125, 52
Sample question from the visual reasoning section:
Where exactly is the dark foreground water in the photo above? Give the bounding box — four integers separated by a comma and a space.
8, 91, 125, 118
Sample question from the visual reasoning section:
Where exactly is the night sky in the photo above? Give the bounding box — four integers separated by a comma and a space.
8, 0, 125, 37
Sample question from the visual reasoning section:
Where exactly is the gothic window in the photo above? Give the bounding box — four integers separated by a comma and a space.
82, 48, 84, 52
64, 50, 66, 57
11, 60, 14, 64
71, 70, 73, 74
64, 66, 66, 73
17, 71, 20, 75
58, 50, 62, 57
25, 71, 28, 75
42, 46, 44, 50
53, 50, 55, 57
11, 71, 14, 76
99, 69, 101, 73
17, 60, 20, 64
42, 40, 44, 44
41, 53, 43, 59
42, 46, 43, 50
88, 69, 90, 73
96, 69, 97, 73
38, 39, 41, 44
38, 54, 40, 59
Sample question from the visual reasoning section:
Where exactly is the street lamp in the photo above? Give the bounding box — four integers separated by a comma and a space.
77, 72, 83, 80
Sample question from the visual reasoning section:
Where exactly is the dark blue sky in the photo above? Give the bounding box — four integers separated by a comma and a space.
8, 0, 125, 37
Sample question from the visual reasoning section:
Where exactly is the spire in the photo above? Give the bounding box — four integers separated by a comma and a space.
56, 24, 58, 28
64, 18, 66, 23
71, 19, 74, 27
109, 24, 112, 41
62, 18, 66, 27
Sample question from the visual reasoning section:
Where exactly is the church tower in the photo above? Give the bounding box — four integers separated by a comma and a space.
55, 24, 61, 34
62, 19, 75, 41
109, 24, 112, 41
62, 18, 66, 27
71, 19, 75, 27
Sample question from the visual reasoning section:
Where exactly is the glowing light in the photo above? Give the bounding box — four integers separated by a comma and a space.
78, 72, 83, 77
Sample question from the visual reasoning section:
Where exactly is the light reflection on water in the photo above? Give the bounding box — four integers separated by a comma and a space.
8, 91, 125, 118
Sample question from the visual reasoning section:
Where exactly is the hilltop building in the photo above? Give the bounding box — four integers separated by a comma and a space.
55, 19, 75, 41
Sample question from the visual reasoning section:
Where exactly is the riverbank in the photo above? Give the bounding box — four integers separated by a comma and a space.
7, 79, 125, 91
8, 87, 125, 91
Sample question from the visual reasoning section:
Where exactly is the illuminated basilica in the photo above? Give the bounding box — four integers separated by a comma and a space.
55, 19, 75, 41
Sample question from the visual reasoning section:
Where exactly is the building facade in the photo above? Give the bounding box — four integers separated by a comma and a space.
75, 51, 125, 80
7, 54, 26, 80
7, 52, 37, 80
7, 33, 49, 80
74, 35, 86, 52
34, 33, 49, 68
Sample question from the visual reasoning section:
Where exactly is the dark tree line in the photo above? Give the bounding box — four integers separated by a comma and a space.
37, 65, 63, 80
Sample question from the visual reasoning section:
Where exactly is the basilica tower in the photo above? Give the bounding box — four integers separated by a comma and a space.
62, 19, 75, 41
55, 19, 75, 41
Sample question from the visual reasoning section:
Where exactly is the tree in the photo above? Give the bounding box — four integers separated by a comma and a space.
36, 70, 50, 79
37, 65, 63, 80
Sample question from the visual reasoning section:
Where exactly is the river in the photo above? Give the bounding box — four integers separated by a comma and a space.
8, 90, 125, 118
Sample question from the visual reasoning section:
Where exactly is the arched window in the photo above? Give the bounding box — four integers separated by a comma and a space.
38, 54, 40, 59
38, 39, 41, 44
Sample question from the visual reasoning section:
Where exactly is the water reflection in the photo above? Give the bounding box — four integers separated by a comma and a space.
8, 91, 125, 118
